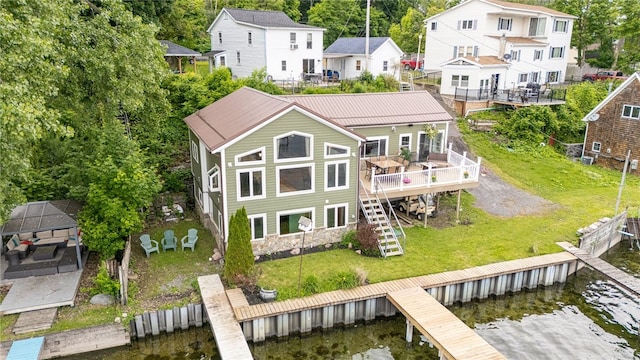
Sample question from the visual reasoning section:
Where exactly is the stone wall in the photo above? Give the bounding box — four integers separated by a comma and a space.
250, 224, 355, 256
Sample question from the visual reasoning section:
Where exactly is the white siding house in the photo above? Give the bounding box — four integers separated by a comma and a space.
423, 0, 575, 95
323, 37, 404, 81
207, 8, 324, 80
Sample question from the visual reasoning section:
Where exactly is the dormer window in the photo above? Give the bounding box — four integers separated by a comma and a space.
275, 132, 312, 162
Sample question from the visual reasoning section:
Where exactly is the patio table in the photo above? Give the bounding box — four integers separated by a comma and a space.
369, 159, 403, 174
32, 245, 58, 261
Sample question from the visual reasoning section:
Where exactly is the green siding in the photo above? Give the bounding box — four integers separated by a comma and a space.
353, 122, 448, 156
189, 129, 203, 199
224, 110, 360, 236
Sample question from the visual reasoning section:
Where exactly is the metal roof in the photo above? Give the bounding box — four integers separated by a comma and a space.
1, 201, 80, 236
483, 0, 577, 18
224, 8, 320, 29
159, 40, 201, 57
324, 37, 392, 55
284, 91, 453, 127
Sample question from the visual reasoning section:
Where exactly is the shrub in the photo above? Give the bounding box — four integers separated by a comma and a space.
340, 230, 357, 247
224, 207, 255, 283
91, 263, 120, 297
355, 223, 380, 257
302, 275, 320, 296
331, 270, 358, 289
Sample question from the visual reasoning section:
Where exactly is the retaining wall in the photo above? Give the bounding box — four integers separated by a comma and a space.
128, 303, 207, 339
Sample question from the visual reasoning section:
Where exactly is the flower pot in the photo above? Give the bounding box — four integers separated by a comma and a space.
259, 288, 278, 302
403, 177, 411, 184
464, 173, 469, 179
431, 177, 437, 182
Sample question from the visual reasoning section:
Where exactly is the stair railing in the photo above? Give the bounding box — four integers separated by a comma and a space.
373, 177, 406, 249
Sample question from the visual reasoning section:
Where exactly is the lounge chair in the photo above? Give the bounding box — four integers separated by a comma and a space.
181, 228, 198, 252
162, 230, 177, 252
140, 234, 159, 257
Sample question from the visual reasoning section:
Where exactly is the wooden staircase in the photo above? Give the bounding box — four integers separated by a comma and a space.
359, 197, 404, 258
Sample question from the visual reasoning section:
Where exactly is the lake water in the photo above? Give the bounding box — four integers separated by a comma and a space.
64, 242, 640, 359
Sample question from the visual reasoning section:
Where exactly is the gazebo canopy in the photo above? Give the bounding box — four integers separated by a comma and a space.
1, 200, 80, 237
159, 40, 201, 57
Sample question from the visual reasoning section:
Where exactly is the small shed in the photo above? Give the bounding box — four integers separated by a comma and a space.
159, 40, 202, 74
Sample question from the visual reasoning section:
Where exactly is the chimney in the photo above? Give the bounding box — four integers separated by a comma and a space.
499, 33, 506, 60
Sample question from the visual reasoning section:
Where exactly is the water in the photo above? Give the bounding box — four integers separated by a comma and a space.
64, 242, 640, 359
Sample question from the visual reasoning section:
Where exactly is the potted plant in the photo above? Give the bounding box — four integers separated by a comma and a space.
259, 288, 278, 302
400, 147, 412, 163
431, 175, 437, 182
464, 171, 469, 179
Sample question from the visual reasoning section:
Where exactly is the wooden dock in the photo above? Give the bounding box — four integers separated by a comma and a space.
387, 287, 506, 360
558, 241, 640, 296
13, 308, 57, 334
198, 274, 253, 360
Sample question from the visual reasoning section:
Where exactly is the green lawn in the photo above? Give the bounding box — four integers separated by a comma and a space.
256, 122, 640, 300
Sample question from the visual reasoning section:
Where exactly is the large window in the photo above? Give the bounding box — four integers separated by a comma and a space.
237, 168, 265, 200
451, 75, 469, 87
361, 137, 387, 157
550, 46, 564, 58
553, 20, 568, 33
498, 17, 512, 31
235, 147, 265, 166
528, 18, 546, 36
275, 132, 312, 161
277, 164, 314, 195
325, 161, 348, 191
325, 143, 349, 158
248, 214, 266, 240
325, 204, 347, 229
622, 105, 640, 119
208, 165, 220, 192
278, 209, 313, 235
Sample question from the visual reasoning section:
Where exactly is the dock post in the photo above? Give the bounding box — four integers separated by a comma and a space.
405, 319, 414, 343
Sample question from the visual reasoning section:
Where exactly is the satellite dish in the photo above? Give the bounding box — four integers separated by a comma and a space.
589, 113, 600, 121
503, 53, 512, 60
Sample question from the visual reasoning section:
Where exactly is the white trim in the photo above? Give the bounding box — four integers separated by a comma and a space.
273, 130, 314, 163
208, 165, 220, 192
235, 146, 266, 166
592, 142, 601, 153
622, 104, 640, 120
324, 160, 350, 192
276, 207, 315, 236
196, 185, 203, 207
236, 167, 266, 202
324, 203, 348, 229
399, 133, 412, 152
361, 136, 389, 158
276, 163, 315, 197
221, 149, 230, 242
191, 140, 199, 163
583, 73, 640, 122
324, 142, 350, 159
248, 213, 267, 241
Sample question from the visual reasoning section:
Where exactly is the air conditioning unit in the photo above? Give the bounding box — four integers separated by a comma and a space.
581, 156, 594, 165
290, 44, 298, 50
631, 159, 638, 170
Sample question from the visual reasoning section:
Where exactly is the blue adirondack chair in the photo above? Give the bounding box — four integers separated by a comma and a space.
181, 228, 198, 252
140, 234, 159, 257
162, 230, 177, 252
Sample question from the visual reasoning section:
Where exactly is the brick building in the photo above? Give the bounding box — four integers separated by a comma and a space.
582, 73, 640, 175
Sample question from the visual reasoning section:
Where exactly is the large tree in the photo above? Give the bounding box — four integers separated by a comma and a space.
389, 7, 426, 53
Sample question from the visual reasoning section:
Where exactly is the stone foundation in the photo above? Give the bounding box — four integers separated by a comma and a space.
251, 224, 356, 256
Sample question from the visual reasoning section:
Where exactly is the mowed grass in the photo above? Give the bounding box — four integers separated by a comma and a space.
257, 123, 640, 300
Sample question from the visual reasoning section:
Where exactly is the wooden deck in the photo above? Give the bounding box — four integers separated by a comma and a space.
13, 308, 57, 334
387, 287, 506, 359
231, 252, 577, 321
558, 241, 640, 296
198, 274, 253, 360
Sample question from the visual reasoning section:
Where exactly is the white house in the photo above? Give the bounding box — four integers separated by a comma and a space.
423, 0, 576, 95
207, 8, 324, 80
323, 37, 404, 81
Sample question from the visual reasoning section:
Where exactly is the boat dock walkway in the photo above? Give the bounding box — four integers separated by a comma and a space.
558, 241, 640, 296
198, 274, 253, 360
387, 287, 506, 360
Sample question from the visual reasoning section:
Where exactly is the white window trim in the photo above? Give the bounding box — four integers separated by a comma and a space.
498, 17, 512, 31
191, 140, 199, 163
420, 130, 446, 153
248, 213, 266, 241
276, 207, 315, 236
324, 142, 350, 159
399, 133, 412, 151
274, 131, 314, 163
553, 20, 568, 33
276, 163, 315, 197
622, 104, 640, 119
592, 142, 601, 153
196, 185, 203, 206
324, 160, 350, 192
550, 46, 564, 59
361, 136, 389, 158
235, 146, 266, 166
236, 167, 266, 202
208, 165, 220, 192
324, 203, 349, 229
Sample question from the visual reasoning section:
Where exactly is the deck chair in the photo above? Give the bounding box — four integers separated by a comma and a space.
181, 228, 198, 252
140, 234, 159, 257
365, 160, 373, 179
162, 230, 177, 252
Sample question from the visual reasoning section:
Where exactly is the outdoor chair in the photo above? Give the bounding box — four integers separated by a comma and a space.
162, 230, 178, 252
181, 228, 198, 252
140, 234, 159, 257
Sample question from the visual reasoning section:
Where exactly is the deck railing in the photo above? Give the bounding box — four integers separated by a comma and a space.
370, 150, 481, 194
454, 87, 567, 103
